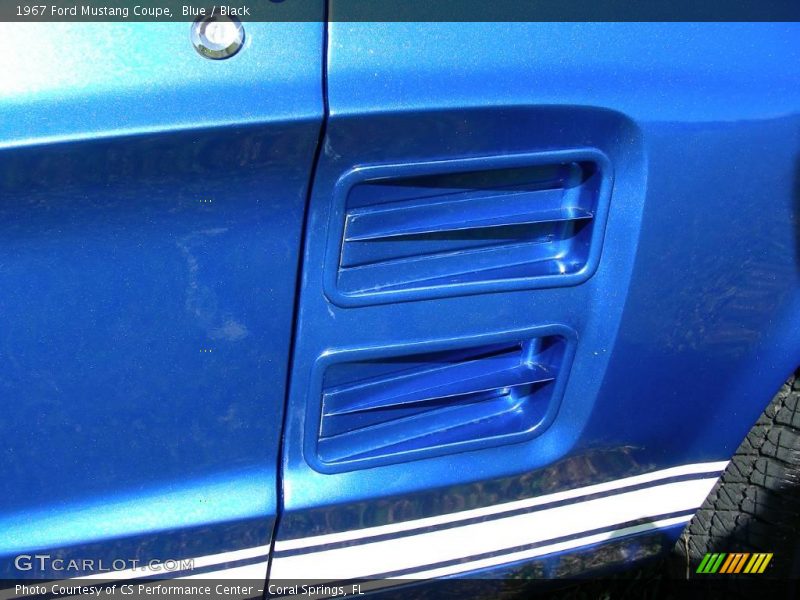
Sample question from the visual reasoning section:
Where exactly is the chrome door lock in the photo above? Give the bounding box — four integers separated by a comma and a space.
191, 15, 245, 60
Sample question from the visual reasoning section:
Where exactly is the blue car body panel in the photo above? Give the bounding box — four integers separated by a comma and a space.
273, 22, 800, 581
2, 17, 800, 587
0, 21, 324, 576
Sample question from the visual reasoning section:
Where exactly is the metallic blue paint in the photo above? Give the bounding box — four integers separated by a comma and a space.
277, 20, 800, 571
0, 21, 324, 575
2, 18, 800, 584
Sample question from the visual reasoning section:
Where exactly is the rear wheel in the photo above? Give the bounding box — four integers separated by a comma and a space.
675, 370, 800, 578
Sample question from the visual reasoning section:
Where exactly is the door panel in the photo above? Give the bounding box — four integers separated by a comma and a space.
274, 22, 800, 583
0, 21, 323, 578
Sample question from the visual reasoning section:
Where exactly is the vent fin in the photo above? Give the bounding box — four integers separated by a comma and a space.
331, 155, 610, 304
317, 335, 568, 466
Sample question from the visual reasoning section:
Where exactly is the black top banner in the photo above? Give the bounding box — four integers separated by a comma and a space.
3, 0, 800, 22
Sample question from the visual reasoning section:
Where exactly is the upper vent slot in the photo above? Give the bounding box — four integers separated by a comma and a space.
326, 151, 612, 306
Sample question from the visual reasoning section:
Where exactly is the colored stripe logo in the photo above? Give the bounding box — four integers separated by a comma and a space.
697, 552, 773, 574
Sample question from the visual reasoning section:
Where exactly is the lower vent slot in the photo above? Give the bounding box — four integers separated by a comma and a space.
316, 334, 569, 467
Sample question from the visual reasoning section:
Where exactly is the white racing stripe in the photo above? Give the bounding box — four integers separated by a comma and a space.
270, 475, 720, 581
270, 515, 690, 600
331, 513, 693, 596
179, 561, 269, 581
274, 461, 727, 552
276, 515, 693, 598
6, 461, 725, 595
408, 514, 693, 579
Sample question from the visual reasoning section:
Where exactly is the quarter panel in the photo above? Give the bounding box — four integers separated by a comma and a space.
274, 21, 800, 581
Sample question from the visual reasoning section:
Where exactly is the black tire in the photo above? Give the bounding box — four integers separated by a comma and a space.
674, 370, 800, 579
